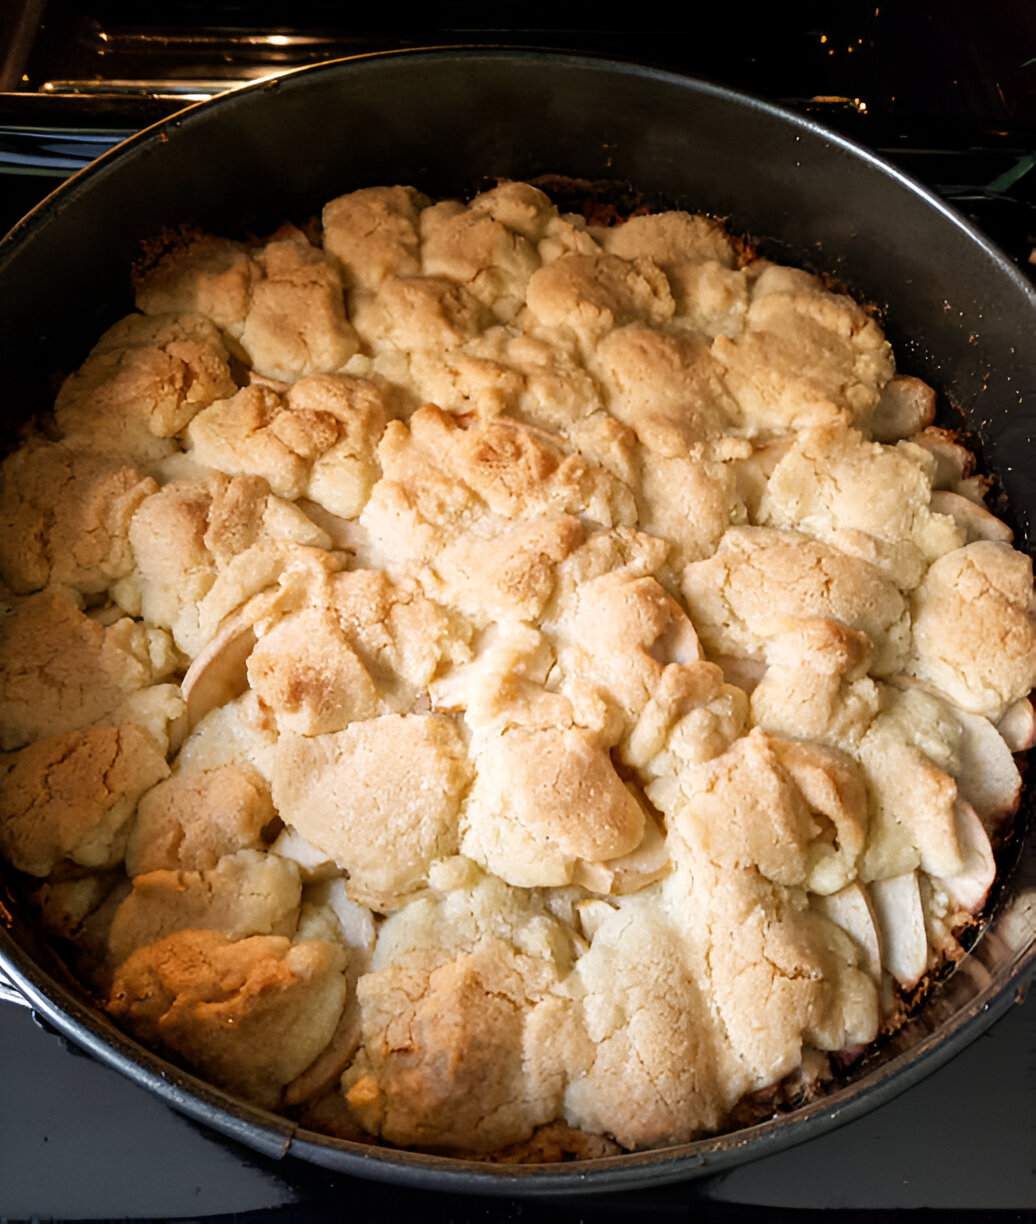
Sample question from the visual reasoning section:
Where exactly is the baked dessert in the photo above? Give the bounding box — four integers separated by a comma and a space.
1, 180, 1033, 1157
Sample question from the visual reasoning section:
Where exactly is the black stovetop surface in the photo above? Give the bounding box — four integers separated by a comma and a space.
2, 990, 1034, 1217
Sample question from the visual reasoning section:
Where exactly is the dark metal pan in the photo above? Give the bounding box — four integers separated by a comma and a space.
0, 47, 1034, 1195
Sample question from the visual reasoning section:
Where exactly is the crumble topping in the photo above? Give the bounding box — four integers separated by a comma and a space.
1, 179, 1032, 1160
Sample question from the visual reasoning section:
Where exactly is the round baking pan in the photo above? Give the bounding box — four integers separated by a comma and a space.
0, 47, 1034, 1195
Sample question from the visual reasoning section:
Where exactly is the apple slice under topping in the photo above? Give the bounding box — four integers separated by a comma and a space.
997, 697, 1036, 751
811, 882, 882, 984
934, 798, 997, 914
870, 375, 936, 442
181, 587, 284, 727
182, 612, 260, 728
867, 871, 929, 990
929, 490, 1013, 544
908, 427, 974, 490
952, 708, 1022, 830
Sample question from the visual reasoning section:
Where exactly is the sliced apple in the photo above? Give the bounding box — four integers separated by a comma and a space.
576, 898, 620, 942
571, 860, 615, 894
871, 375, 936, 441
603, 811, 670, 896
184, 626, 260, 725
908, 427, 974, 490
811, 882, 882, 984
181, 587, 282, 726
271, 825, 340, 883
182, 620, 258, 728
297, 497, 371, 554
867, 871, 929, 989
934, 798, 996, 913
305, 878, 377, 963
997, 697, 1036, 751
929, 490, 1013, 544
952, 707, 1022, 829
282, 878, 374, 1109
713, 654, 767, 695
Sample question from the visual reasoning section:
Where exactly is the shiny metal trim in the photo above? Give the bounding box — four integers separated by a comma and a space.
0, 960, 31, 1008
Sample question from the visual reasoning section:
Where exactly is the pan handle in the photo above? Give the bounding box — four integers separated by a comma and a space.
0, 961, 32, 1008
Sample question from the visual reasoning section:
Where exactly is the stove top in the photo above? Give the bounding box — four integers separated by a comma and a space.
2, 989, 1034, 1215
0, 3, 1034, 1216
2, 0, 1035, 281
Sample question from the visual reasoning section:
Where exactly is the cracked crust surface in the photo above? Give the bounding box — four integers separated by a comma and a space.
0, 724, 169, 876
0, 587, 179, 751
109, 928, 348, 1109
271, 714, 471, 909
0, 444, 157, 596
53, 312, 237, 470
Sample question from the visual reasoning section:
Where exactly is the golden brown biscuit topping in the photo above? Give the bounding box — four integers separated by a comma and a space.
1, 180, 1032, 1159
